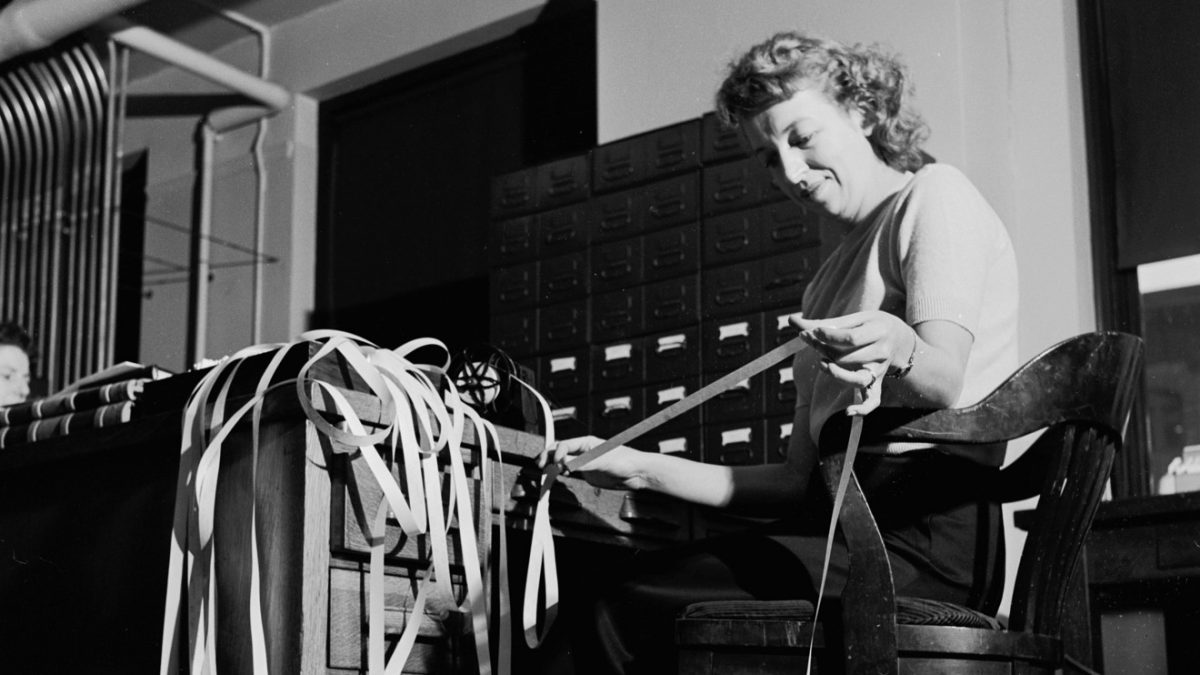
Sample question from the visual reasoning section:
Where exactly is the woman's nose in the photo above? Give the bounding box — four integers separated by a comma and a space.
778, 149, 808, 184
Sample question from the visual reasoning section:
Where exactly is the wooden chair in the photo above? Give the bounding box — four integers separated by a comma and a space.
675, 331, 1144, 674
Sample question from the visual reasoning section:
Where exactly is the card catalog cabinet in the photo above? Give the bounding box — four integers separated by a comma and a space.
490, 113, 830, 465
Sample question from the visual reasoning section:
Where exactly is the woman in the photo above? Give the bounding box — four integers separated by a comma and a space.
0, 321, 32, 407
549, 31, 1018, 674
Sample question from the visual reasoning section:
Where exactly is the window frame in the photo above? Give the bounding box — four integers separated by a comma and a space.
1078, 0, 1152, 498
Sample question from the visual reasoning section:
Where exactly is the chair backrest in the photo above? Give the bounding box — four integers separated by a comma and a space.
879, 332, 1139, 628
821, 332, 1143, 639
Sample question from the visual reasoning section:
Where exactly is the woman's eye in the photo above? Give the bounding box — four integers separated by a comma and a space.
789, 134, 812, 148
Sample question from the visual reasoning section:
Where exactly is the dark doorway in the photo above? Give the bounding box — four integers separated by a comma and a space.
315, 2, 596, 353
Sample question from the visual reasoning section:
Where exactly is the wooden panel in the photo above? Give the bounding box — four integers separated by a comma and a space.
1088, 493, 1200, 585
328, 565, 465, 673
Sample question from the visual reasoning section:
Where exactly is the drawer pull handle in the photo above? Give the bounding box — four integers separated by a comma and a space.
601, 161, 635, 180
715, 233, 749, 253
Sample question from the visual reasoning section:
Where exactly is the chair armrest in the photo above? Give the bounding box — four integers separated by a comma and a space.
835, 333, 1143, 447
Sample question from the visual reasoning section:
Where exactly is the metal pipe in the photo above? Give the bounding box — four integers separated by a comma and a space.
2, 1, 294, 372
81, 44, 109, 379
0, 0, 150, 63
48, 50, 86, 382
97, 14, 292, 364
98, 16, 291, 113
29, 59, 67, 387
81, 42, 116, 372
1, 37, 120, 390
0, 78, 23, 322
1, 73, 38, 328
62, 46, 101, 383
189, 0, 273, 347
101, 41, 128, 367
0, 96, 14, 314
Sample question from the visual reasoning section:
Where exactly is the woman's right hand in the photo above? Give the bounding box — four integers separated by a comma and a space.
542, 435, 648, 491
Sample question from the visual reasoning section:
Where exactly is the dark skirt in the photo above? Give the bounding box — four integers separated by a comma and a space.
560, 449, 1005, 675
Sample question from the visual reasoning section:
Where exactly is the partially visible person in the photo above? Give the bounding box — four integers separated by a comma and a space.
0, 321, 32, 406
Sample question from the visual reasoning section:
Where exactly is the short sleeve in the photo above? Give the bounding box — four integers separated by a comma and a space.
894, 165, 1008, 337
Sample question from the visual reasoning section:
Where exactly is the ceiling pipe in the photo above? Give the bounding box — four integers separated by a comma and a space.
98, 16, 291, 112
1, 3, 291, 114
0, 0, 150, 63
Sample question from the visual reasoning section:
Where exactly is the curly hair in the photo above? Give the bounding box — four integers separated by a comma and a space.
0, 321, 31, 351
715, 31, 929, 171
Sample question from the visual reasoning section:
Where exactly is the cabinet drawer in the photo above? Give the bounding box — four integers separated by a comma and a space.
490, 308, 538, 358
328, 565, 464, 672
539, 350, 590, 400
761, 249, 821, 309
643, 222, 701, 282
701, 261, 762, 319
764, 305, 804, 348
702, 373, 765, 426
591, 237, 645, 293
536, 153, 590, 209
591, 339, 645, 393
592, 136, 643, 194
644, 274, 699, 334
701, 156, 783, 216
642, 118, 701, 183
645, 376, 702, 432
701, 110, 749, 164
593, 287, 645, 343
331, 451, 487, 564
591, 388, 646, 439
490, 166, 538, 217
642, 173, 701, 231
539, 299, 588, 352
591, 188, 642, 243
539, 251, 589, 304
760, 201, 821, 255
490, 261, 538, 311
550, 395, 591, 438
490, 214, 538, 265
703, 208, 763, 266
704, 419, 766, 466
701, 313, 765, 374
539, 202, 591, 255
644, 326, 701, 383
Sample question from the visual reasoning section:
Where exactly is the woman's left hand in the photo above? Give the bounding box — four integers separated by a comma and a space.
790, 311, 914, 415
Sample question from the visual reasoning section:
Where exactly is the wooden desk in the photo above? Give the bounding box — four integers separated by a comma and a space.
0, 351, 688, 673
0, 405, 183, 673
1085, 492, 1200, 671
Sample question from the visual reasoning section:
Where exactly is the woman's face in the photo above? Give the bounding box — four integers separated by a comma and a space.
745, 85, 890, 224
0, 344, 30, 406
